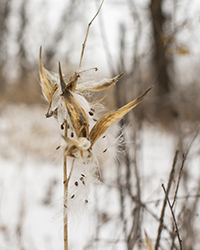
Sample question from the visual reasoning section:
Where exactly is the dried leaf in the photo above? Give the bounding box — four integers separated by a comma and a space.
89, 85, 154, 146
144, 231, 153, 250
177, 45, 189, 55
59, 62, 89, 138
39, 46, 57, 103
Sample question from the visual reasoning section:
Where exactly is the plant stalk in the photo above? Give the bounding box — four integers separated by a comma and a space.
63, 121, 68, 250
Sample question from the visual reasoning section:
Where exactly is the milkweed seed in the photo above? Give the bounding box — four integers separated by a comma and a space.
81, 174, 86, 177
74, 181, 78, 186
89, 111, 94, 116
71, 194, 75, 199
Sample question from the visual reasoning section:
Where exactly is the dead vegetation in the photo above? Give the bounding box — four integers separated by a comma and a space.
1, 0, 200, 249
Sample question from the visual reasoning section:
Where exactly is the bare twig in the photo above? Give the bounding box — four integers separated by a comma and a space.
162, 184, 182, 250
78, 0, 104, 72
127, 122, 142, 250
172, 125, 200, 208
144, 193, 200, 205
155, 150, 179, 250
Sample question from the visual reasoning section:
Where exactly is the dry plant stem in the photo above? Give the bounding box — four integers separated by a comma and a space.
127, 122, 142, 250
162, 184, 182, 250
155, 150, 179, 250
171, 153, 186, 209
63, 121, 68, 250
78, 0, 104, 72
172, 125, 200, 208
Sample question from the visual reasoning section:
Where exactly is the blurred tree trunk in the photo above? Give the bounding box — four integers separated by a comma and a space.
17, 0, 28, 85
150, 0, 171, 96
0, 0, 11, 94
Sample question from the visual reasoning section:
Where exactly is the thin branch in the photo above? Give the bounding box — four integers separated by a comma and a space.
162, 184, 182, 250
172, 125, 200, 208
155, 150, 179, 250
127, 122, 142, 250
78, 0, 104, 71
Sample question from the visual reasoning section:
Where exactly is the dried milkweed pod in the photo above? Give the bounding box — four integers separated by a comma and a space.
39, 46, 124, 122
62, 85, 154, 162
63, 136, 91, 158
39, 46, 60, 118
59, 62, 89, 138
77, 72, 125, 105
39, 46, 58, 104
89, 85, 154, 147
77, 72, 125, 92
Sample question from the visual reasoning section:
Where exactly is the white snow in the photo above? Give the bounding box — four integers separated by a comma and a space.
1, 105, 200, 249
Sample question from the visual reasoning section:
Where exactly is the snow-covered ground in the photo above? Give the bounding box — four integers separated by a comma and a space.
0, 104, 200, 250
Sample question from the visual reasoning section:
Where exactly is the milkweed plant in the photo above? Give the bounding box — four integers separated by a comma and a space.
38, 1, 153, 249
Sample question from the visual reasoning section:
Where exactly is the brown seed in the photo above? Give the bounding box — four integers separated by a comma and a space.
71, 194, 75, 199
71, 132, 74, 137
103, 135, 106, 138
89, 111, 94, 116
74, 181, 78, 186
85, 199, 88, 203
64, 204, 67, 208
82, 181, 85, 186
103, 148, 107, 153
80, 177, 84, 181
61, 123, 64, 130
91, 108, 95, 112
81, 174, 85, 177
93, 118, 97, 122
56, 145, 61, 150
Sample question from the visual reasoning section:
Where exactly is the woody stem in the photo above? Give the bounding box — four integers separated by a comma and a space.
63, 121, 68, 250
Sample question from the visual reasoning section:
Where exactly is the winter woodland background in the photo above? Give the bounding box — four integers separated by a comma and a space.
1, 0, 200, 249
